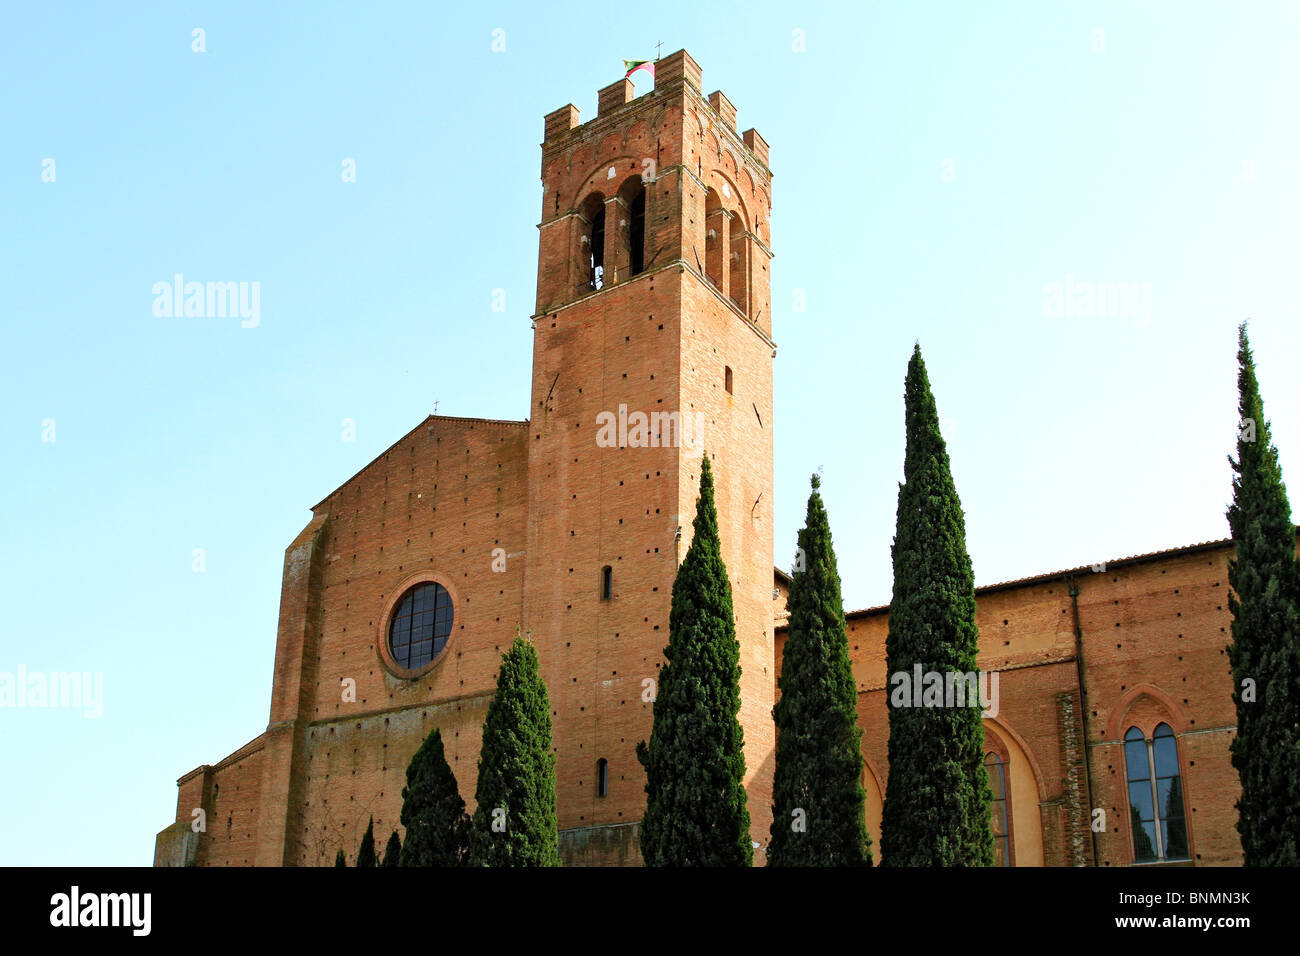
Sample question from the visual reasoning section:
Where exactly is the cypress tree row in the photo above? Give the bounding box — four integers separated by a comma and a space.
636, 454, 752, 866
398, 727, 471, 866
768, 473, 871, 866
879, 345, 994, 866
382, 830, 401, 867
469, 633, 560, 866
355, 816, 377, 867
1226, 322, 1300, 866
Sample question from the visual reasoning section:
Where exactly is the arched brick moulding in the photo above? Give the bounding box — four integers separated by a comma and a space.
574, 156, 641, 209
861, 754, 885, 854
982, 724, 1017, 867
862, 754, 884, 803
984, 715, 1049, 803
374, 569, 462, 681
1104, 683, 1191, 741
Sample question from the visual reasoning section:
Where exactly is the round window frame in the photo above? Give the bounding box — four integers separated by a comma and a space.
376, 572, 460, 679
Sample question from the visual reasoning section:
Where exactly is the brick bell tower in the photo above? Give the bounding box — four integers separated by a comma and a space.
523, 50, 776, 864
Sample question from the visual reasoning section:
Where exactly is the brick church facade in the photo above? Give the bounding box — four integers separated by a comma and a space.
155, 50, 1280, 867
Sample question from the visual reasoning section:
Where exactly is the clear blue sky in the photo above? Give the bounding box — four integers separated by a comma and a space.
3, 1, 1297, 866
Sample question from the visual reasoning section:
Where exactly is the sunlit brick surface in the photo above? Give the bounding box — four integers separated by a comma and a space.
157, 49, 777, 867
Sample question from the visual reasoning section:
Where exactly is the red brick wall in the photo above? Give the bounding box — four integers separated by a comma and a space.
776, 536, 1270, 866
246, 416, 532, 866
1079, 546, 1243, 866
161, 737, 265, 867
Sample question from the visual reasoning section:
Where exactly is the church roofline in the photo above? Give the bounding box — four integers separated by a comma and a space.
777, 526, 1300, 626
310, 414, 529, 512
176, 732, 267, 786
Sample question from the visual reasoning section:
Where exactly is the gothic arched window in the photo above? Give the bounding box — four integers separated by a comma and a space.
1124, 723, 1189, 862
986, 752, 1011, 866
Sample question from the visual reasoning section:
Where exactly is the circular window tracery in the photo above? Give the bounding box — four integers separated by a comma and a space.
387, 582, 453, 671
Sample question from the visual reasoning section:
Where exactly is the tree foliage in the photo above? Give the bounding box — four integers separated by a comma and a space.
382, 830, 401, 867
399, 727, 471, 866
637, 454, 752, 866
469, 634, 561, 866
768, 473, 871, 866
1226, 322, 1300, 866
880, 345, 994, 866
356, 816, 377, 868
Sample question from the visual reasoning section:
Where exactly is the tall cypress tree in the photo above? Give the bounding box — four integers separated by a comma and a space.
382, 830, 401, 867
356, 816, 377, 867
398, 727, 471, 866
469, 633, 560, 866
636, 454, 752, 866
1226, 322, 1300, 866
880, 345, 994, 866
334, 848, 346, 867
768, 473, 872, 866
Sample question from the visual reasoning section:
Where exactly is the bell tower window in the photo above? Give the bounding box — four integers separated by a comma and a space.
629, 190, 646, 275
703, 188, 725, 289
729, 213, 748, 314
579, 192, 606, 291
617, 176, 648, 279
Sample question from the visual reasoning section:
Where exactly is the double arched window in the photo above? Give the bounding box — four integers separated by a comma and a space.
1124, 723, 1189, 862
576, 177, 648, 294
701, 185, 749, 316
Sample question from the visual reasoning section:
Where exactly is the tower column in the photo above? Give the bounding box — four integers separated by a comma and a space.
532, 49, 775, 864
603, 195, 631, 286
705, 206, 731, 300
729, 224, 750, 316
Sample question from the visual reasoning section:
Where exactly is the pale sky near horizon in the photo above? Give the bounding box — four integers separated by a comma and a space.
3, 1, 1298, 865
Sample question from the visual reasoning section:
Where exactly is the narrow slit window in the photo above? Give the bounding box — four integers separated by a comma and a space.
596, 758, 609, 797
724, 365, 733, 394
601, 565, 613, 600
